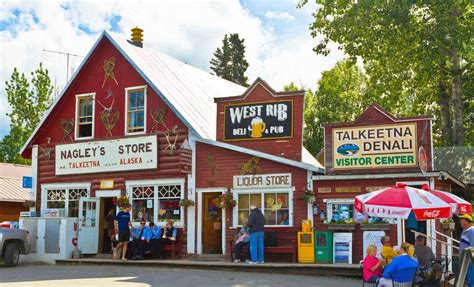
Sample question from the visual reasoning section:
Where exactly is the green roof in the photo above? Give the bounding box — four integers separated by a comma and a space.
434, 147, 474, 185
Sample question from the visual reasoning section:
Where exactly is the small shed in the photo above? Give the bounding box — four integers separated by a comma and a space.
0, 163, 33, 221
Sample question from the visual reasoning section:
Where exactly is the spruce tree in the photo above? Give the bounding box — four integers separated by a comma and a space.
210, 33, 249, 86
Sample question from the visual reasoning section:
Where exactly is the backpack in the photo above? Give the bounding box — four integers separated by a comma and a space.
265, 232, 278, 247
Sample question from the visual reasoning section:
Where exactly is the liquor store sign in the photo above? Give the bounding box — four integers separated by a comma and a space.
233, 173, 292, 189
332, 123, 417, 169
224, 100, 293, 141
55, 136, 157, 175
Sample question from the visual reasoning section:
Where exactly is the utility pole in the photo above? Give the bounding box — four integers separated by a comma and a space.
43, 49, 84, 83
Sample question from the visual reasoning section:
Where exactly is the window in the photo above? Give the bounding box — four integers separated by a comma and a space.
126, 86, 146, 134
75, 94, 95, 139
131, 186, 154, 222
43, 185, 89, 217
234, 189, 293, 227
324, 199, 354, 223
127, 179, 184, 226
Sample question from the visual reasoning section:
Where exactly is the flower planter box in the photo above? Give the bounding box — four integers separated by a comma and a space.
441, 222, 455, 231
360, 224, 392, 231
327, 223, 356, 231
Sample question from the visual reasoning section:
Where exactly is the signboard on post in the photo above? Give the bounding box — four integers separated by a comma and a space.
224, 100, 293, 141
22, 176, 32, 188
55, 135, 157, 175
332, 123, 417, 170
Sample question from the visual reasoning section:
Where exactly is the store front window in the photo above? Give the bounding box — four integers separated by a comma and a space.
42, 185, 90, 217
127, 179, 184, 226
234, 189, 293, 227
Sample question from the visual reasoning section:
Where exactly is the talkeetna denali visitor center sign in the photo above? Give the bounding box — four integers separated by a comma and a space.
332, 123, 417, 169
55, 135, 158, 175
224, 100, 293, 141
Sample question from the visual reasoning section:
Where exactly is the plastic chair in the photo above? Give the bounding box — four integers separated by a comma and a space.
360, 259, 376, 287
390, 266, 418, 287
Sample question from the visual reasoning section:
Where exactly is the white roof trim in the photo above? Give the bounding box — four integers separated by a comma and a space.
195, 137, 324, 173
20, 31, 107, 155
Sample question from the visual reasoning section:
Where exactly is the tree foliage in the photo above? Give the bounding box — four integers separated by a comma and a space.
299, 0, 473, 146
210, 33, 249, 86
0, 63, 53, 164
285, 60, 376, 155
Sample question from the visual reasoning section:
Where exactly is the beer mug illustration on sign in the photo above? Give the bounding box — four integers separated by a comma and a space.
249, 117, 266, 138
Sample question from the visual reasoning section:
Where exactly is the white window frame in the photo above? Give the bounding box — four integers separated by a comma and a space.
231, 187, 294, 228
124, 85, 147, 135
323, 198, 355, 222
41, 182, 91, 217
126, 178, 185, 227
74, 93, 95, 140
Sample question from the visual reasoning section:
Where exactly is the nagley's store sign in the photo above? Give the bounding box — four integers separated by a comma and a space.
55, 136, 157, 175
332, 123, 417, 169
224, 100, 293, 141
233, 173, 292, 189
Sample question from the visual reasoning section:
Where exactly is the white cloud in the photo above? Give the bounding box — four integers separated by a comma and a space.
264, 11, 295, 22
0, 0, 343, 139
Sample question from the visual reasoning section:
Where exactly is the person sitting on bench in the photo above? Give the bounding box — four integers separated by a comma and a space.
146, 221, 162, 258
233, 218, 250, 263
130, 218, 151, 260
155, 220, 177, 259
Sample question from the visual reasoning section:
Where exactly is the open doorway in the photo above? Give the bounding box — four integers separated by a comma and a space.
99, 197, 116, 254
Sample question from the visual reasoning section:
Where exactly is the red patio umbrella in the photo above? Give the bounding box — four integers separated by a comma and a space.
355, 183, 451, 220
420, 184, 472, 215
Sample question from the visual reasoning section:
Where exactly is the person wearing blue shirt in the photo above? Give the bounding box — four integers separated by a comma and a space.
146, 222, 162, 259
459, 214, 474, 287
129, 218, 152, 260
378, 243, 419, 287
114, 203, 132, 261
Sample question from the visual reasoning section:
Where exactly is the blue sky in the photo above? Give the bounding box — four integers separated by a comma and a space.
0, 0, 343, 140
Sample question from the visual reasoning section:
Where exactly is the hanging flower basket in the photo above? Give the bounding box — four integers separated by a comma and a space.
301, 189, 316, 204
212, 191, 236, 209
179, 198, 195, 208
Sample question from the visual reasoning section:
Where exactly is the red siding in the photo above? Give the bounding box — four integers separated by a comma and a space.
196, 142, 309, 254
215, 84, 304, 162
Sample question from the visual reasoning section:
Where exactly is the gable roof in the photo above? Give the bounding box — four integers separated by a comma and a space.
434, 146, 474, 185
0, 163, 33, 203
21, 30, 246, 155
196, 137, 324, 173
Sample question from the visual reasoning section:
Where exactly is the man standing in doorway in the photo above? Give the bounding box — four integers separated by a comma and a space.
459, 214, 474, 287
247, 204, 265, 264
114, 203, 132, 261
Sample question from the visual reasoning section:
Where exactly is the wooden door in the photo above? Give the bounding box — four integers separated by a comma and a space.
202, 192, 222, 254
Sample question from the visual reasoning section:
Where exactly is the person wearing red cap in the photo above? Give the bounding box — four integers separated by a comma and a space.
459, 214, 474, 287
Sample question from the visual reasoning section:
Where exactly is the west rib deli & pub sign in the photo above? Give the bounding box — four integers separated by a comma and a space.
332, 123, 417, 170
224, 100, 293, 141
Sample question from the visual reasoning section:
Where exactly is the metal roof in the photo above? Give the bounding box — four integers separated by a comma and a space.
0, 163, 33, 202
196, 137, 325, 173
434, 146, 473, 185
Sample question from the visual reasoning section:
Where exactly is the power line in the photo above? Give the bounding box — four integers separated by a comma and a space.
43, 49, 84, 83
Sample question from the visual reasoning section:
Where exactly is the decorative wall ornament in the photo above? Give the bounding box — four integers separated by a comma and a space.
240, 157, 262, 175
102, 57, 118, 88
163, 125, 179, 155
61, 119, 74, 142
39, 145, 53, 160
207, 154, 217, 175
96, 88, 119, 137
151, 107, 168, 132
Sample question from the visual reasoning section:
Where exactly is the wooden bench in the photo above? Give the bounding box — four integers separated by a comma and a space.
161, 229, 183, 260
229, 231, 297, 263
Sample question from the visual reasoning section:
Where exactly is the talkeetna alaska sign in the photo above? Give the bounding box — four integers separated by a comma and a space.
224, 100, 293, 141
332, 123, 417, 169
55, 136, 157, 175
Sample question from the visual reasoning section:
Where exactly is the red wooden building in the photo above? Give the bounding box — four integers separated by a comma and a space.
312, 104, 465, 263
20, 29, 323, 257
